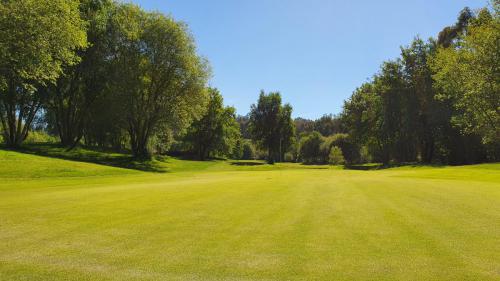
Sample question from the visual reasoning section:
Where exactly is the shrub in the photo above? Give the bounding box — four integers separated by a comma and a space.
284, 152, 296, 162
24, 131, 58, 144
323, 133, 360, 164
299, 131, 324, 164
241, 141, 255, 160
359, 145, 372, 164
329, 146, 345, 165
231, 138, 244, 160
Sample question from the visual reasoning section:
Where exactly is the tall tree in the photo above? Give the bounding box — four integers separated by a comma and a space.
341, 82, 382, 161
279, 103, 295, 161
46, 0, 114, 148
431, 6, 499, 147
375, 60, 418, 164
109, 4, 210, 158
0, 0, 87, 147
236, 115, 251, 139
184, 88, 241, 160
400, 38, 437, 162
341, 4, 497, 165
437, 7, 474, 48
248, 91, 295, 163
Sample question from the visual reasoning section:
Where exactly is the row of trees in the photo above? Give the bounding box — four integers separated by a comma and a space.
236, 2, 498, 166
341, 3, 499, 165
1, 1, 498, 165
0, 0, 298, 164
1, 0, 209, 158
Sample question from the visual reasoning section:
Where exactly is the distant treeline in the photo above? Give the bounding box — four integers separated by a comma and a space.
0, 0, 498, 165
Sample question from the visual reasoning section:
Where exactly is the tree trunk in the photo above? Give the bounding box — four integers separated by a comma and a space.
267, 147, 275, 164
0, 82, 41, 148
52, 85, 86, 150
129, 121, 152, 160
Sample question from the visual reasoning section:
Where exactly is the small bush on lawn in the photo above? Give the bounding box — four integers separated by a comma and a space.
329, 146, 345, 165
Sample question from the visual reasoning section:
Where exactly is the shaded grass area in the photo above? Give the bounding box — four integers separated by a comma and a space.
0, 149, 137, 179
11, 143, 167, 173
345, 162, 448, 170
0, 147, 334, 180
0, 149, 499, 280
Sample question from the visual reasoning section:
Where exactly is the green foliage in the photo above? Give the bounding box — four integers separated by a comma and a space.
108, 4, 210, 158
230, 138, 243, 159
0, 0, 87, 147
431, 7, 499, 146
359, 146, 372, 164
0, 0, 496, 167
342, 82, 382, 160
323, 133, 360, 164
314, 114, 342, 136
341, 4, 499, 164
328, 146, 345, 165
299, 131, 323, 164
294, 117, 315, 136
0, 0, 87, 87
24, 131, 58, 144
248, 91, 295, 163
437, 7, 473, 47
183, 88, 241, 160
299, 132, 359, 165
294, 115, 342, 137
83, 86, 128, 150
241, 140, 256, 160
45, 0, 115, 148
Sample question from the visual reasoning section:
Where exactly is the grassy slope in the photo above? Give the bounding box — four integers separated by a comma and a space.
0, 149, 499, 280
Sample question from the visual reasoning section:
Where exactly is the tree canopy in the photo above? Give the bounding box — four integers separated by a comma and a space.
0, 0, 87, 147
108, 3, 210, 158
0, 0, 497, 165
183, 88, 241, 160
248, 91, 295, 164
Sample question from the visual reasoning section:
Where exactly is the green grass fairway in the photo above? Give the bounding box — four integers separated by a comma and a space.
1, 149, 499, 280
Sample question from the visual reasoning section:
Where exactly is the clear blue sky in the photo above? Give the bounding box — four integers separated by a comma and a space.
131, 0, 488, 119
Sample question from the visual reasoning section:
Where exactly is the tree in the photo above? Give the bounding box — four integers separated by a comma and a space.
377, 60, 419, 163
340, 4, 497, 165
431, 7, 499, 147
314, 114, 342, 136
236, 115, 251, 139
294, 117, 315, 136
109, 4, 210, 158
83, 85, 127, 150
45, 0, 115, 148
184, 88, 241, 160
341, 83, 383, 162
279, 104, 295, 161
0, 0, 87, 147
248, 91, 295, 164
437, 7, 474, 48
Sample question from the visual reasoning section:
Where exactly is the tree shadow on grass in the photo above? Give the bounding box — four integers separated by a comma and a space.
345, 162, 446, 170
230, 161, 265, 166
344, 163, 385, 170
12, 143, 167, 173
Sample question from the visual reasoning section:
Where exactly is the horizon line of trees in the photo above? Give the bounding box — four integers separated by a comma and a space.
1, 0, 498, 165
